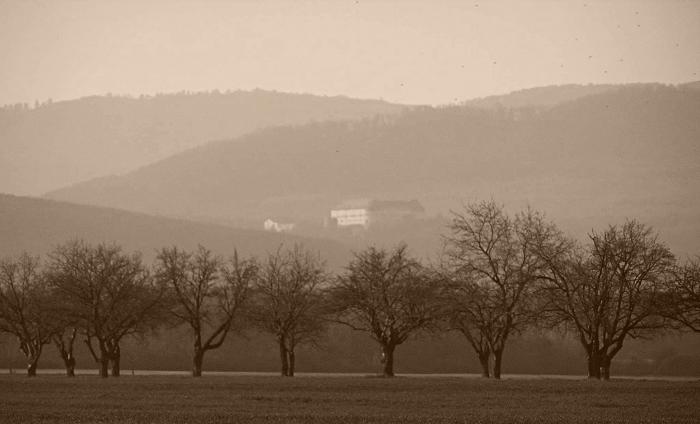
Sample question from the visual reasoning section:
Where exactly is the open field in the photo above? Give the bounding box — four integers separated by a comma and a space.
0, 375, 698, 423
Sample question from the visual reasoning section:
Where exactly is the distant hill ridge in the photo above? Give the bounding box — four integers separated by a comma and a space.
464, 81, 700, 110
46, 83, 700, 256
465, 83, 619, 109
0, 193, 350, 268
0, 89, 405, 195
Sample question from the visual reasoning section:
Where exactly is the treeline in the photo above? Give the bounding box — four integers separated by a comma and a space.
1, 201, 698, 380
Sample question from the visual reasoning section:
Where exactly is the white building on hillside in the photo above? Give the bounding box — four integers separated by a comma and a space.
330, 206, 370, 227
263, 218, 295, 233
329, 199, 424, 228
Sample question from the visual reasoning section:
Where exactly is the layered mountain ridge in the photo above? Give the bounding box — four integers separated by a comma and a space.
46, 83, 700, 255
0, 90, 404, 195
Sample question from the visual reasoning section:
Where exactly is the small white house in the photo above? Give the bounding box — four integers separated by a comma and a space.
263, 218, 295, 233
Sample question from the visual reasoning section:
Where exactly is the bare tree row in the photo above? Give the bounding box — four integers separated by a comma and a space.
441, 201, 698, 380
1, 201, 698, 380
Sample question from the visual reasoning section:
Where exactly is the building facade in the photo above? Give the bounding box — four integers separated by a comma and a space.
329, 199, 424, 228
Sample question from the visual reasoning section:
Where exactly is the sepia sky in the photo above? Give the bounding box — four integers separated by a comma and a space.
0, 0, 699, 106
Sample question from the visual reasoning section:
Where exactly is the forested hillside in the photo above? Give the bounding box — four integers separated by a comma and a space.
0, 90, 404, 195
466, 81, 700, 109
0, 194, 350, 267
47, 84, 700, 256
464, 83, 618, 109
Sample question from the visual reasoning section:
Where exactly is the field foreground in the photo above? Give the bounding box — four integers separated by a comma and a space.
0, 375, 698, 423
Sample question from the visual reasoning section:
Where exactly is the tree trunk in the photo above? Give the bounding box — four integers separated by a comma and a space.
478, 351, 491, 378
21, 342, 42, 377
287, 350, 295, 377
56, 328, 77, 377
99, 356, 109, 378
63, 356, 76, 377
27, 358, 39, 377
111, 355, 121, 377
192, 350, 204, 377
492, 349, 503, 380
601, 356, 611, 381
587, 351, 601, 380
381, 344, 395, 377
279, 339, 289, 377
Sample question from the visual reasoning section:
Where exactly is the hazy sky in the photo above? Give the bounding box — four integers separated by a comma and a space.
1, 0, 699, 106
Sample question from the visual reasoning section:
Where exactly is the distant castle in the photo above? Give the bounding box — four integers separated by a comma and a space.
329, 199, 425, 228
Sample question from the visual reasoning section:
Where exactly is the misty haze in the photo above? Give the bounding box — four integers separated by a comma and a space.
1, 1, 699, 423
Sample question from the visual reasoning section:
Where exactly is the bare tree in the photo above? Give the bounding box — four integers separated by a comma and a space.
664, 259, 700, 332
155, 246, 256, 377
533, 220, 676, 379
439, 275, 498, 378
250, 245, 329, 376
442, 201, 545, 379
332, 245, 441, 377
53, 327, 78, 377
46, 240, 165, 378
43, 289, 80, 377
0, 253, 55, 376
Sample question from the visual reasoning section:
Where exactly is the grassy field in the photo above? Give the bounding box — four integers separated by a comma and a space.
0, 374, 698, 423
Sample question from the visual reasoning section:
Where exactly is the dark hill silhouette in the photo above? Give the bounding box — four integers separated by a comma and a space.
46, 84, 700, 255
0, 193, 350, 268
680, 80, 700, 91
464, 81, 700, 110
464, 83, 619, 109
0, 90, 404, 196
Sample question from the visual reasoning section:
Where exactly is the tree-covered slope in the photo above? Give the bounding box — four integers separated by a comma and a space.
47, 84, 700, 255
0, 193, 350, 268
0, 90, 404, 195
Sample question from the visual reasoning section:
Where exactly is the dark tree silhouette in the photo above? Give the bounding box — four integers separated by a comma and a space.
46, 241, 164, 378
332, 245, 441, 377
155, 246, 256, 377
53, 327, 78, 377
45, 275, 81, 377
250, 245, 329, 376
533, 220, 676, 379
0, 253, 55, 376
442, 201, 546, 379
665, 259, 700, 332
439, 276, 497, 378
